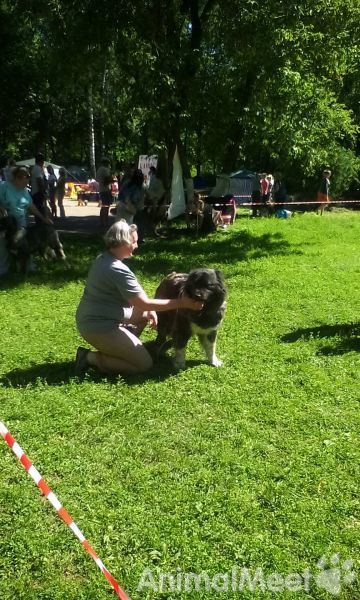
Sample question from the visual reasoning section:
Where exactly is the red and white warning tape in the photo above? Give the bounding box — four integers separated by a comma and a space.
0, 421, 130, 600
198, 193, 360, 206
232, 198, 360, 206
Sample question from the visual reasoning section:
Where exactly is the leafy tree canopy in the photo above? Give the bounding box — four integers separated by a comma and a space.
1, 0, 359, 194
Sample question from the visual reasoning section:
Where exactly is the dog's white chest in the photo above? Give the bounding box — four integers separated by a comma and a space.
190, 322, 217, 336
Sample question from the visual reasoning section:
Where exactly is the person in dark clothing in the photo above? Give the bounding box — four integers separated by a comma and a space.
116, 169, 146, 242
31, 153, 47, 216
251, 173, 262, 217
317, 169, 331, 215
273, 172, 287, 206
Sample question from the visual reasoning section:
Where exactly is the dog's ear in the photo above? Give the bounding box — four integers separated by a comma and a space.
215, 269, 226, 292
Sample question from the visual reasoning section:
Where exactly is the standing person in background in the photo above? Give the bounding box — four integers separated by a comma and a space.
266, 174, 274, 201
273, 172, 287, 204
115, 160, 124, 190
251, 173, 262, 217
31, 153, 47, 216
56, 167, 66, 218
47, 165, 57, 218
317, 169, 331, 215
3, 158, 16, 183
146, 166, 165, 234
260, 173, 270, 204
96, 158, 113, 229
272, 171, 288, 216
118, 162, 135, 195
116, 169, 145, 241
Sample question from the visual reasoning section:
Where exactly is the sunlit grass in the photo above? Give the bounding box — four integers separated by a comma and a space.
0, 211, 359, 599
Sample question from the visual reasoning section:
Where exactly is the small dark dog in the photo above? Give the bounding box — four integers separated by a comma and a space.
154, 268, 227, 369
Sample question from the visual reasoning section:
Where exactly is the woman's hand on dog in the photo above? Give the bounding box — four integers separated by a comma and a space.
130, 292, 203, 313
145, 310, 158, 329
180, 297, 203, 311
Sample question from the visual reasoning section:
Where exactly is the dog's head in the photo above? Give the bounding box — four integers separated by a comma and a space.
184, 268, 226, 306
183, 268, 226, 328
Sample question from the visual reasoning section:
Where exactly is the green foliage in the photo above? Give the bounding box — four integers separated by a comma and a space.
0, 0, 360, 194
328, 147, 360, 198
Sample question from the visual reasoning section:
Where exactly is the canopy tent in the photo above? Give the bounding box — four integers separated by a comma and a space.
16, 158, 63, 179
211, 169, 255, 203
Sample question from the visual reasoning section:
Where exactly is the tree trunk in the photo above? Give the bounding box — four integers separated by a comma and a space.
88, 82, 96, 177
99, 64, 107, 157
222, 72, 256, 173
196, 127, 202, 175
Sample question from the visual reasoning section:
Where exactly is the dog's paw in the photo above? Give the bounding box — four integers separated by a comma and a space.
210, 356, 223, 367
173, 358, 186, 371
45, 248, 57, 260
173, 349, 186, 370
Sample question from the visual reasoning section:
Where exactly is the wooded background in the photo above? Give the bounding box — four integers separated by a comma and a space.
1, 0, 360, 195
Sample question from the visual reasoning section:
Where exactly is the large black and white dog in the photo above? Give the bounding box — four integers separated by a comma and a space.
154, 268, 227, 369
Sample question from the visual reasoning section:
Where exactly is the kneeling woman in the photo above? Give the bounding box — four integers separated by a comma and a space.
75, 220, 202, 374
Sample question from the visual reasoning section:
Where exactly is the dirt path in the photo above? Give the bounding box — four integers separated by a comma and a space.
55, 198, 114, 237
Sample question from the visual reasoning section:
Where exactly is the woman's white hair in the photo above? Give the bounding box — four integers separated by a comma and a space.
104, 219, 137, 248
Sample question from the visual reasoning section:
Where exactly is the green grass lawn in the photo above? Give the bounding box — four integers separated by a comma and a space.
0, 211, 359, 599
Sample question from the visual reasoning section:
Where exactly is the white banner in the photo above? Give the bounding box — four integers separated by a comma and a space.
168, 147, 186, 220
138, 155, 158, 186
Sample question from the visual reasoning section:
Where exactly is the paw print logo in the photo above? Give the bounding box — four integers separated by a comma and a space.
315, 553, 356, 595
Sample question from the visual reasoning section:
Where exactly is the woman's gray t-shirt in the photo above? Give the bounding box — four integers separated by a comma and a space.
76, 251, 143, 333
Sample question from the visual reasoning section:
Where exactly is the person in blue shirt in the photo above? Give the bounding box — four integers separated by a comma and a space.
0, 166, 52, 275
0, 166, 52, 226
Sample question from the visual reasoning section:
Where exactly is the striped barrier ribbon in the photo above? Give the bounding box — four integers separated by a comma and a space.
232, 199, 360, 205
0, 421, 130, 600
198, 196, 360, 206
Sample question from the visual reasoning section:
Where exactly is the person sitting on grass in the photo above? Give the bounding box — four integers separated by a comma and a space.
187, 192, 205, 228
189, 194, 225, 234
75, 220, 203, 375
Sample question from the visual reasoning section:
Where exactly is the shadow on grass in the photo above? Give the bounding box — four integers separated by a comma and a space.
0, 237, 101, 291
281, 323, 360, 355
134, 229, 300, 277
0, 357, 206, 388
0, 361, 76, 387
0, 224, 300, 289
